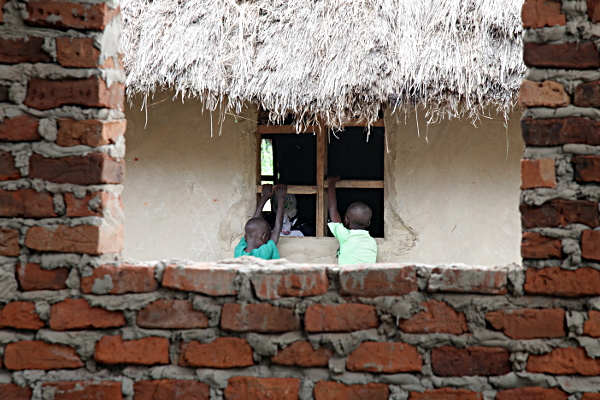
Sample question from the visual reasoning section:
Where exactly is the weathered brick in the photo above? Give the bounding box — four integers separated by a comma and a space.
431, 346, 511, 376
496, 387, 568, 400
584, 310, 600, 337
221, 303, 300, 333
409, 388, 483, 400
399, 299, 468, 334
574, 80, 600, 108
521, 232, 562, 259
251, 266, 329, 300
4, 341, 83, 370
0, 150, 20, 180
0, 189, 56, 218
525, 267, 600, 297
0, 114, 41, 141
580, 394, 600, 400
521, 118, 600, 146
137, 300, 208, 329
486, 308, 565, 339
224, 377, 300, 400
521, 159, 556, 189
582, 230, 600, 261
339, 264, 417, 297
0, 301, 44, 329
49, 298, 125, 331
521, 200, 599, 229
179, 337, 254, 368
271, 341, 333, 367
313, 381, 389, 400
518, 80, 570, 108
134, 380, 210, 400
94, 335, 169, 365
17, 262, 69, 291
524, 43, 600, 69
57, 118, 126, 147
0, 37, 52, 64
573, 155, 600, 183
81, 264, 157, 294
590, 0, 600, 22
25, 223, 124, 255
0, 383, 32, 400
0, 227, 19, 256
24, 77, 124, 111
305, 303, 379, 332
29, 153, 124, 184
56, 37, 101, 68
42, 381, 122, 400
163, 263, 237, 295
64, 191, 122, 218
527, 347, 600, 375
0, 84, 8, 101
346, 342, 422, 373
26, 0, 119, 30
522, 0, 566, 28
427, 266, 508, 294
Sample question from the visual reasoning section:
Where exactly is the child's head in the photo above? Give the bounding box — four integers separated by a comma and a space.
344, 202, 372, 229
244, 217, 271, 244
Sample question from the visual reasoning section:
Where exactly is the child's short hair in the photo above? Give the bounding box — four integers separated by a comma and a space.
346, 202, 372, 229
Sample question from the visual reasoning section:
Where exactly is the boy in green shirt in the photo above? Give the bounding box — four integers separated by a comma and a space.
234, 184, 287, 260
327, 176, 377, 265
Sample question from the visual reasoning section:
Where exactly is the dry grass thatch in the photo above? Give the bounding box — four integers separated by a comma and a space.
121, 0, 524, 127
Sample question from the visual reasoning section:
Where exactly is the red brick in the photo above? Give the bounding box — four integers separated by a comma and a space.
573, 155, 600, 183
520, 200, 599, 229
0, 189, 56, 218
522, 0, 566, 28
0, 0, 7, 24
486, 308, 565, 339
582, 230, 600, 261
0, 383, 32, 400
519, 80, 570, 108
521, 232, 562, 259
24, 77, 124, 111
29, 153, 124, 184
56, 37, 101, 68
221, 303, 300, 333
584, 310, 600, 337
179, 337, 254, 368
4, 341, 83, 370
527, 347, 600, 375
399, 299, 467, 334
0, 301, 44, 329
521, 118, 600, 146
409, 388, 483, 400
313, 381, 388, 400
524, 43, 600, 69
224, 377, 300, 400
574, 80, 600, 108
589, 0, 600, 22
42, 381, 122, 400
305, 303, 379, 333
346, 341, 422, 373
0, 227, 19, 256
0, 84, 8, 101
94, 335, 169, 365
49, 298, 125, 331
26, 1, 119, 30
525, 267, 600, 297
0, 114, 41, 141
134, 380, 210, 400
496, 387, 568, 400
17, 262, 69, 291
583, 394, 600, 400
0, 37, 52, 64
251, 267, 329, 300
431, 346, 510, 377
339, 264, 417, 297
57, 118, 126, 147
521, 159, 556, 189
25, 223, 124, 255
81, 264, 157, 294
137, 300, 208, 329
0, 150, 20, 180
427, 267, 508, 294
162, 263, 237, 295
65, 191, 122, 218
271, 341, 333, 367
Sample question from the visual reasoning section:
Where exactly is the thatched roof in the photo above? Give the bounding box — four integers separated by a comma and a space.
121, 0, 524, 127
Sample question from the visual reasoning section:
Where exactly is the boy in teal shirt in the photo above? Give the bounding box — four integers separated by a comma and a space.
327, 176, 377, 265
234, 184, 287, 260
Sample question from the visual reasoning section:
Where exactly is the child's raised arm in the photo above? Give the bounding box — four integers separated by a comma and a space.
327, 176, 342, 223
271, 184, 288, 243
254, 184, 275, 218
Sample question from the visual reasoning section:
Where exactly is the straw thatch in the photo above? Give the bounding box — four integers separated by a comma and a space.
121, 0, 524, 127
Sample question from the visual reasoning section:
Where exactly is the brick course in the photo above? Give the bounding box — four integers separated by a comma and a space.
179, 337, 254, 368
305, 303, 379, 332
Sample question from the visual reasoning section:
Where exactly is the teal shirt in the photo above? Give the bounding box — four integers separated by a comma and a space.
328, 222, 377, 265
234, 237, 280, 260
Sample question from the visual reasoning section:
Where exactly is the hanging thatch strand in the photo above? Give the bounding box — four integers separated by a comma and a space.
121, 0, 524, 127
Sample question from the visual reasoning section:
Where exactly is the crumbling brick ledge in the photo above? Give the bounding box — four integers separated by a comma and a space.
2, 259, 600, 400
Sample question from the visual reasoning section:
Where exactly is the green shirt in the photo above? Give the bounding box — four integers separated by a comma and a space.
328, 222, 377, 265
234, 237, 280, 260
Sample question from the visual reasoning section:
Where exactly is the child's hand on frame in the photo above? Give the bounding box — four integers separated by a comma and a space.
261, 184, 275, 200
276, 184, 288, 199
327, 175, 341, 184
